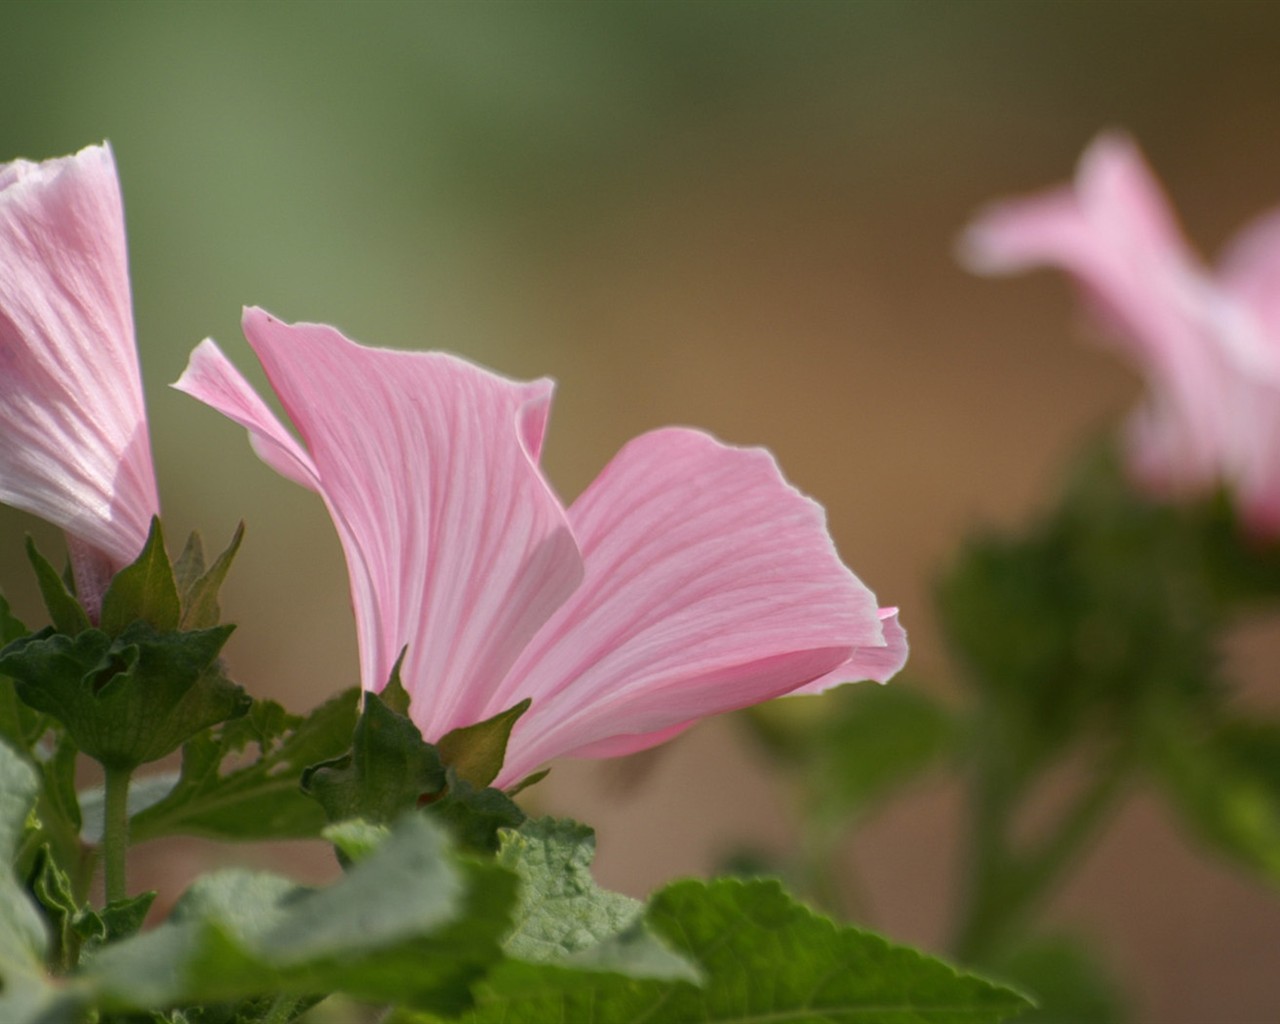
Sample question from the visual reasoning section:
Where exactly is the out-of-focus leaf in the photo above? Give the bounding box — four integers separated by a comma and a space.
74, 814, 516, 1017
808, 685, 956, 821
987, 933, 1127, 1024
0, 739, 61, 1023
1154, 715, 1280, 884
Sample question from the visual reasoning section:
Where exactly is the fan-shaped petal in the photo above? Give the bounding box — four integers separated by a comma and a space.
488, 428, 901, 786
179, 310, 585, 732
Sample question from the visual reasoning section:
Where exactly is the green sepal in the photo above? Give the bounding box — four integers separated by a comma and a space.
381, 649, 412, 716
301, 689, 446, 825
438, 699, 531, 789
179, 522, 245, 631
505, 768, 550, 798
25, 537, 90, 636
426, 771, 525, 854
0, 622, 249, 771
99, 518, 180, 636
172, 531, 207, 598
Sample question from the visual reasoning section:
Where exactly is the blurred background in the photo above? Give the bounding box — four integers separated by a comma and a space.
3, 2, 1280, 1020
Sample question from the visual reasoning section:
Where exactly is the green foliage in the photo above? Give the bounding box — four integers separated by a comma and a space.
496, 818, 694, 979
302, 690, 447, 826
73, 814, 516, 1019
987, 935, 1126, 1024
302, 688, 527, 853
1152, 714, 1280, 884
130, 690, 359, 843
25, 538, 90, 636
100, 519, 181, 636
0, 739, 59, 1023
441, 878, 1031, 1024
428, 774, 524, 855
178, 524, 246, 631
0, 622, 249, 771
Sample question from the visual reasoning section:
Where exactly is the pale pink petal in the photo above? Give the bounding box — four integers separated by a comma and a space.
173, 339, 320, 491
489, 428, 899, 787
0, 143, 158, 583
183, 309, 585, 732
789, 606, 908, 695
960, 132, 1233, 494
1218, 206, 1280, 342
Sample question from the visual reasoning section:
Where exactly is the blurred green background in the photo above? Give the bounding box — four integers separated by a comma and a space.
4, 3, 1280, 1021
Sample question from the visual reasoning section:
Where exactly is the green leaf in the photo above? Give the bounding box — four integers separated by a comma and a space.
496, 817, 694, 981
1154, 714, 1280, 884
77, 814, 516, 1017
29, 846, 79, 972
302, 690, 446, 826
1, 622, 249, 770
322, 819, 391, 864
458, 879, 1032, 1023
438, 699, 531, 789
131, 690, 358, 843
100, 518, 180, 636
25, 537, 90, 636
180, 523, 245, 630
0, 739, 61, 1022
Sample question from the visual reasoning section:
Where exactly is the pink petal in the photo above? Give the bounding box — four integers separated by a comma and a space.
1218, 206, 1280, 342
959, 133, 1236, 495
180, 310, 585, 732
489, 428, 900, 787
173, 339, 320, 491
789, 606, 908, 695
0, 143, 158, 583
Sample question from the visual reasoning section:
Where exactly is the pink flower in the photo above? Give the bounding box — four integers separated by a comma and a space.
176, 309, 905, 786
0, 143, 160, 612
960, 133, 1280, 534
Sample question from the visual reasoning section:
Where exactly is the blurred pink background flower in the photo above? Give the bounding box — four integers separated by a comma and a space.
176, 308, 905, 785
0, 143, 159, 613
961, 133, 1280, 534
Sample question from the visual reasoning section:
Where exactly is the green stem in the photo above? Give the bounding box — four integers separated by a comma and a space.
953, 745, 1130, 962
102, 764, 132, 904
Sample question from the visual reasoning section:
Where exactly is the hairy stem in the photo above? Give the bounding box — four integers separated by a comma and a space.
102, 764, 132, 904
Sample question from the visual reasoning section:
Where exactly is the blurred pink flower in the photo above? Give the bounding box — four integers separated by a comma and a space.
0, 144, 159, 613
176, 309, 905, 786
961, 132, 1280, 534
